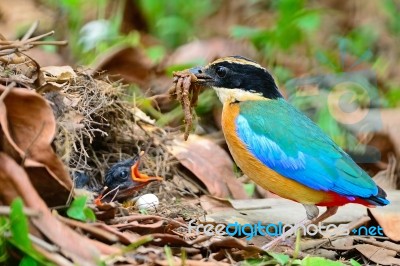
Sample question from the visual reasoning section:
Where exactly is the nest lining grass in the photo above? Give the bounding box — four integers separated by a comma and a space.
53, 71, 174, 189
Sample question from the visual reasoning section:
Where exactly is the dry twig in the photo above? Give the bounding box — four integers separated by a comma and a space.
0, 30, 67, 56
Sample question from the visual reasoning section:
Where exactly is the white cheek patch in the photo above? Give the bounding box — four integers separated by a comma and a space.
213, 87, 264, 103
213, 87, 233, 103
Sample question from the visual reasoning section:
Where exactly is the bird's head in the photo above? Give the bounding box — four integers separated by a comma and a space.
104, 154, 162, 192
190, 56, 283, 103
104, 158, 137, 190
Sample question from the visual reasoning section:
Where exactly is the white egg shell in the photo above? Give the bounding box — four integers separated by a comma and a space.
135, 194, 159, 210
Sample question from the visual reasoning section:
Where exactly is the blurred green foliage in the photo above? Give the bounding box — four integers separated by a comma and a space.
47, 0, 128, 64
231, 0, 320, 86
232, 0, 321, 60
386, 86, 400, 107
66, 196, 96, 222
383, 0, 400, 34
316, 27, 377, 73
47, 0, 219, 64
138, 0, 219, 48
0, 198, 54, 265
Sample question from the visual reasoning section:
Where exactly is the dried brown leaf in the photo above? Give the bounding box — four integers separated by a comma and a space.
209, 237, 264, 255
164, 38, 257, 68
199, 195, 232, 214
168, 135, 248, 199
93, 223, 138, 245
0, 153, 104, 264
111, 214, 168, 234
0, 86, 72, 206
355, 244, 400, 265
91, 45, 154, 86
151, 233, 192, 247
41, 66, 77, 82
57, 215, 119, 243
156, 258, 230, 266
370, 190, 400, 241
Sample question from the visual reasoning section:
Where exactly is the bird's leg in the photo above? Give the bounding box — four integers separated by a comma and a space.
303, 204, 320, 220
312, 206, 338, 224
261, 204, 320, 251
303, 206, 339, 238
261, 205, 340, 250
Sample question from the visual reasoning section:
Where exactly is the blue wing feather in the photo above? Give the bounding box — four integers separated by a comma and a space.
236, 99, 379, 198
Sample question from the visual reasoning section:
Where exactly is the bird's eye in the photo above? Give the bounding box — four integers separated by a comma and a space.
119, 171, 128, 179
216, 66, 227, 78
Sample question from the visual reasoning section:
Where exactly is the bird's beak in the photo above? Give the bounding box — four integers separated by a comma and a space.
189, 66, 213, 83
130, 151, 163, 183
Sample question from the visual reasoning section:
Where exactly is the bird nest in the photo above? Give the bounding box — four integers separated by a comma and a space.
51, 70, 174, 189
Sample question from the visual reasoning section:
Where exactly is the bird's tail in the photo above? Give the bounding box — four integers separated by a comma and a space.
363, 186, 390, 206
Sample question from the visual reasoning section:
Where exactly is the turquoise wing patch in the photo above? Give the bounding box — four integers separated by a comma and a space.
236, 99, 378, 198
